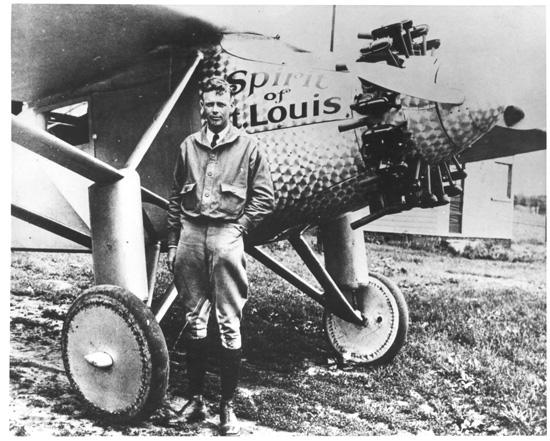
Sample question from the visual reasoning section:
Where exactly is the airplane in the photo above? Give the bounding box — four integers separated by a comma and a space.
11, 4, 545, 424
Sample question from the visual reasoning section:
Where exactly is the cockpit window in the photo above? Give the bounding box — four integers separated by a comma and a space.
45, 102, 89, 146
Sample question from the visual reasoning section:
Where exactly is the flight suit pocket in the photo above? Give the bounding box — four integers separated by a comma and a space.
180, 182, 198, 212
219, 183, 246, 216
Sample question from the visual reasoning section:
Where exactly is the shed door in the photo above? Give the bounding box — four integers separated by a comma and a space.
449, 193, 463, 234
449, 168, 465, 234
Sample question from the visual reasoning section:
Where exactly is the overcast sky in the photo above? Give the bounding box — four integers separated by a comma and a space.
345, 6, 546, 196
8, 3, 546, 195
178, 4, 545, 195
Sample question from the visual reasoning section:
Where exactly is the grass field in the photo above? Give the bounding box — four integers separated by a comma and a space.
9, 209, 546, 435
513, 205, 546, 246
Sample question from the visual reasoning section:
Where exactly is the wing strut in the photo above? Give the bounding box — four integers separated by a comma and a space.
12, 115, 170, 210
12, 116, 124, 184
123, 50, 204, 171
11, 204, 92, 249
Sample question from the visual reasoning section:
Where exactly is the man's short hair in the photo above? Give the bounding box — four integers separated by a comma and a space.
202, 77, 233, 97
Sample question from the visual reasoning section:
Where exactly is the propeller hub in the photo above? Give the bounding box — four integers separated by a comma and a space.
504, 105, 525, 127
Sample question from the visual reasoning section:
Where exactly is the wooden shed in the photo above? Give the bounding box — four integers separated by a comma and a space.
364, 157, 515, 241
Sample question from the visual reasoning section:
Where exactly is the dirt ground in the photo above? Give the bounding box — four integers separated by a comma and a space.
9, 235, 546, 436
8, 273, 291, 437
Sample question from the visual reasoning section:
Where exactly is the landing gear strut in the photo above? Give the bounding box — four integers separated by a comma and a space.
249, 213, 409, 365
321, 213, 409, 364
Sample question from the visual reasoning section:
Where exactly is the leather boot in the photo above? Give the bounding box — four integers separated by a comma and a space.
177, 395, 206, 423
219, 399, 240, 436
174, 338, 208, 423
219, 347, 242, 435
185, 337, 209, 397
220, 347, 242, 402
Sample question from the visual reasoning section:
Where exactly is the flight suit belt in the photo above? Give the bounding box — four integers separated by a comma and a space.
182, 215, 241, 227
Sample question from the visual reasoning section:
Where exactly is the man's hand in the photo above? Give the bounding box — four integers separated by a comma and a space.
167, 247, 177, 273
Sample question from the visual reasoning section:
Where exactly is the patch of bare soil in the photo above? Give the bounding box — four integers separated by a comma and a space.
9, 286, 289, 436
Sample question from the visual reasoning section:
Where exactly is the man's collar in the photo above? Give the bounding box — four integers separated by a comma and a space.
206, 125, 230, 145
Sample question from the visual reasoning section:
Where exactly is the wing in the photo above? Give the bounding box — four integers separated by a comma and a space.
459, 126, 546, 163
12, 4, 223, 250
11, 4, 224, 105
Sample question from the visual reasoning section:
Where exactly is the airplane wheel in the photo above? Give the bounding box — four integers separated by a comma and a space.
61, 285, 169, 424
324, 273, 408, 365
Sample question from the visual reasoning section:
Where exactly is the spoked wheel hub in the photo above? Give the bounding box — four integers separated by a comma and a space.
324, 273, 409, 365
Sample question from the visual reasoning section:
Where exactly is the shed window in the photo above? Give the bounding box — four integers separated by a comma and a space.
494, 162, 513, 200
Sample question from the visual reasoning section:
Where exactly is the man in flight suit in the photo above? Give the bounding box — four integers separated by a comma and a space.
166, 77, 274, 435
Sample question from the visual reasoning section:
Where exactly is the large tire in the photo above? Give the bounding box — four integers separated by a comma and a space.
324, 273, 408, 365
61, 285, 169, 424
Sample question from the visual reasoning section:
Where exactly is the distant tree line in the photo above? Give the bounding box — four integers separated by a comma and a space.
514, 194, 546, 214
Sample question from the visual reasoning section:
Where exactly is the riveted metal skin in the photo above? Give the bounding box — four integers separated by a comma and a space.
196, 34, 507, 243
381, 95, 457, 164
438, 99, 504, 157
375, 93, 503, 165
199, 38, 377, 242
253, 123, 378, 240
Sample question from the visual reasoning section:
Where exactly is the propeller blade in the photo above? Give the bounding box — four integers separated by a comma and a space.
350, 61, 465, 105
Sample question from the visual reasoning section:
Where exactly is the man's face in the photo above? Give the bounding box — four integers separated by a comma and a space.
200, 90, 235, 133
